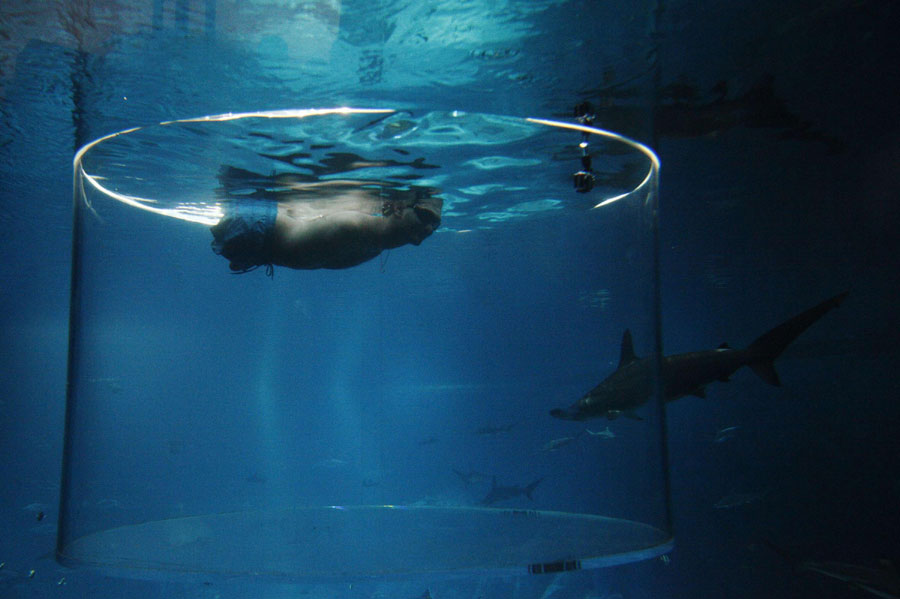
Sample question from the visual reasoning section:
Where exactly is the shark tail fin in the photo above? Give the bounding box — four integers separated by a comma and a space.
745, 292, 847, 385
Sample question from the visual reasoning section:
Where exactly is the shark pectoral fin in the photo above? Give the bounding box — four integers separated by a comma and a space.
749, 360, 782, 386
525, 478, 544, 500
691, 387, 707, 398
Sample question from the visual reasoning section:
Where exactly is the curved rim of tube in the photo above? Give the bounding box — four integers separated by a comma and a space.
526, 117, 660, 209
74, 109, 659, 225
73, 108, 395, 225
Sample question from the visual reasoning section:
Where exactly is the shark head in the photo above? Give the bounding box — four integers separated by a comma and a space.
549, 404, 589, 421
550, 402, 641, 422
551, 379, 648, 421
550, 407, 582, 420
550, 330, 655, 422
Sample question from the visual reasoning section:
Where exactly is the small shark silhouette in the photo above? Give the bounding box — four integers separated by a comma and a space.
801, 559, 900, 598
765, 540, 900, 599
713, 425, 740, 443
714, 490, 767, 509
539, 433, 583, 452
573, 75, 845, 154
586, 426, 616, 439
479, 477, 543, 506
452, 468, 491, 487
551, 293, 847, 421
474, 422, 518, 436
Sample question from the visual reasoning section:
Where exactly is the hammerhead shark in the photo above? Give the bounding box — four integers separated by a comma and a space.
550, 292, 847, 421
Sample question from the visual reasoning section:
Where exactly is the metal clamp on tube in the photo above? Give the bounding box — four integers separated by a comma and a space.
573, 102, 597, 193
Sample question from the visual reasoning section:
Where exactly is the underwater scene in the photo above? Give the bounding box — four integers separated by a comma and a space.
1, 1, 898, 598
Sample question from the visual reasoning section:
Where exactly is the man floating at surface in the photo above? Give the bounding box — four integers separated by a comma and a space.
210, 177, 442, 276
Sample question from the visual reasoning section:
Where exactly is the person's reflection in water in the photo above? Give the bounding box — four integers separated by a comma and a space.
210, 179, 442, 276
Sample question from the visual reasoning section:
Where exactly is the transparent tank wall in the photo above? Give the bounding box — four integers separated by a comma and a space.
59, 109, 668, 580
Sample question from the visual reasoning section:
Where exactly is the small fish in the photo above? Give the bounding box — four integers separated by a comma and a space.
764, 540, 900, 599
714, 425, 740, 443
803, 559, 900, 599
540, 436, 579, 452
714, 491, 765, 509
586, 427, 616, 439
35, 511, 44, 522
418, 436, 438, 446
475, 423, 517, 436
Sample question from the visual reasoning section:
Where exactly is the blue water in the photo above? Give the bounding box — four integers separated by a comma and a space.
2, 1, 899, 598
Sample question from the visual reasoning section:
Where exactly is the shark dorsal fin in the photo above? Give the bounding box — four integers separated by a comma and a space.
618, 329, 638, 368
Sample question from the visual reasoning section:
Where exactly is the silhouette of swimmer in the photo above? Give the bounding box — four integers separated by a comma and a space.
210, 176, 442, 276
573, 75, 845, 154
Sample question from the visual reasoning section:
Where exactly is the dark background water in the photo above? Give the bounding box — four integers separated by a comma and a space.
1, 1, 898, 597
